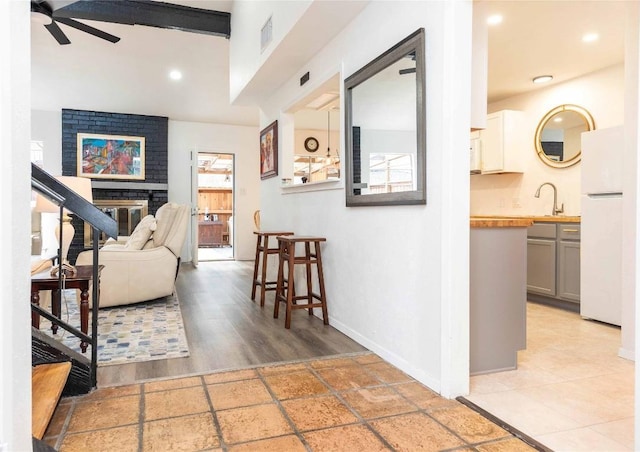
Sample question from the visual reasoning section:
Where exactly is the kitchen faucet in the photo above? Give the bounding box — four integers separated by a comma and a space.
535, 182, 564, 216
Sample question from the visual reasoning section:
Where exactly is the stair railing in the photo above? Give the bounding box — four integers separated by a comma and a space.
31, 164, 117, 388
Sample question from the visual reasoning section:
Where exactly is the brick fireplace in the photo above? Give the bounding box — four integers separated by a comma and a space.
61, 109, 169, 263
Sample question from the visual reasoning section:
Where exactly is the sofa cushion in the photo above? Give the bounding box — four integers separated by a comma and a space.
124, 215, 157, 250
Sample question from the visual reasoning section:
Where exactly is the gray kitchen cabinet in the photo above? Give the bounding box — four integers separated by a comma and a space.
470, 224, 527, 375
558, 225, 581, 302
527, 223, 556, 297
527, 222, 581, 305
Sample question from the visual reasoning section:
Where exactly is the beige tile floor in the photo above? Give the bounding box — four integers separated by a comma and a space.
468, 302, 634, 451
45, 353, 537, 452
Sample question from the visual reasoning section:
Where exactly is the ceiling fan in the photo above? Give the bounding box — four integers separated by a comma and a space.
399, 51, 416, 75
30, 0, 120, 45
30, 0, 231, 46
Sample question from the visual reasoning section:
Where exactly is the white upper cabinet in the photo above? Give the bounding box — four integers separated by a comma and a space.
476, 110, 525, 174
470, 130, 481, 173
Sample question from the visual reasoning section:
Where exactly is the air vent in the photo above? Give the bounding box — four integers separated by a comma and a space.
261, 16, 272, 52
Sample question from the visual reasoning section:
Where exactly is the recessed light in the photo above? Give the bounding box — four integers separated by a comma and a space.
582, 33, 599, 43
532, 75, 553, 84
487, 14, 503, 26
169, 70, 183, 81
553, 117, 563, 123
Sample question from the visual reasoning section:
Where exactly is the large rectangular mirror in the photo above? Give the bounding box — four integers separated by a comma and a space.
345, 28, 426, 206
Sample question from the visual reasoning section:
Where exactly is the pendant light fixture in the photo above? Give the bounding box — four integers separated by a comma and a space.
326, 110, 332, 163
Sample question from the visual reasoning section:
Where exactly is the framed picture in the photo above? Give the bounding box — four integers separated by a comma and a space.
260, 120, 278, 179
77, 133, 145, 180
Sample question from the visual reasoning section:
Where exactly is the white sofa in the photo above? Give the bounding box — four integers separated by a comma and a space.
76, 202, 189, 308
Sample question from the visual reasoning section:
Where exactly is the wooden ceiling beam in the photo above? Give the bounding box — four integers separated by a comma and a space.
54, 0, 231, 39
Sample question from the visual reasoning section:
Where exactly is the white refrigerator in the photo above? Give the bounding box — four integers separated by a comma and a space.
580, 126, 624, 326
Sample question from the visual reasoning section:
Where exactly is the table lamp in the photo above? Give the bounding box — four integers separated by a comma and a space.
35, 176, 93, 275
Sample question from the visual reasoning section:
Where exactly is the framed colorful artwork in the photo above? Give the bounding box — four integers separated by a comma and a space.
77, 133, 145, 180
259, 120, 278, 180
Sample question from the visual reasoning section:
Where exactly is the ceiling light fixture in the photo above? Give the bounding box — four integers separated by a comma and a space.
487, 14, 503, 26
532, 75, 553, 84
326, 110, 332, 162
169, 70, 183, 81
582, 33, 599, 43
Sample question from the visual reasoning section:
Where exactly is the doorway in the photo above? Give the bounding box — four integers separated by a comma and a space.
196, 152, 234, 261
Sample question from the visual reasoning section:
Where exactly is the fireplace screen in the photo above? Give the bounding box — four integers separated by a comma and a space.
84, 200, 148, 247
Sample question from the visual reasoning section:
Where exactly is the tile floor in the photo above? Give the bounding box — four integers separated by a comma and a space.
468, 302, 634, 451
45, 353, 537, 452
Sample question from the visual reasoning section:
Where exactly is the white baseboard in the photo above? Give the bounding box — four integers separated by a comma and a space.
618, 347, 636, 361
328, 317, 442, 395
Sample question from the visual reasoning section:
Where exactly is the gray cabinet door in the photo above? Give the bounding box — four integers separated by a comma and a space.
527, 239, 556, 296
558, 240, 581, 302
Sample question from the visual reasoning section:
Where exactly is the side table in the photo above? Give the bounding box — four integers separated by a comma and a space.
31, 265, 104, 353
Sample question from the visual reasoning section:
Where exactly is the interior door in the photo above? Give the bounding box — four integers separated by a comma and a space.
190, 150, 198, 267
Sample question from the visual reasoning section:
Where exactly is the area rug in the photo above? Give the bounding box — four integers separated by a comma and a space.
39, 290, 190, 366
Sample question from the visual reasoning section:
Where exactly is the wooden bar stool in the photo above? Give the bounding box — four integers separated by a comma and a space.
274, 236, 329, 329
251, 231, 294, 307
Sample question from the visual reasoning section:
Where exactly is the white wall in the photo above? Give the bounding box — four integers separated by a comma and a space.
293, 128, 339, 158
168, 120, 260, 261
32, 110, 63, 256
32, 109, 62, 173
234, 1, 472, 397
470, 64, 624, 216
229, 0, 310, 102
2, 1, 33, 450
623, 2, 639, 369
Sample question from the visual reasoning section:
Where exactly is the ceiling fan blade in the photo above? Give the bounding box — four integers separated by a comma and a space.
44, 20, 71, 45
54, 16, 120, 43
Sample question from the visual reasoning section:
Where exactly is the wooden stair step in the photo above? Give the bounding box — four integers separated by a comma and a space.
32, 362, 71, 440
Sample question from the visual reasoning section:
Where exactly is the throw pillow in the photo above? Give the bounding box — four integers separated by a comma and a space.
124, 215, 157, 250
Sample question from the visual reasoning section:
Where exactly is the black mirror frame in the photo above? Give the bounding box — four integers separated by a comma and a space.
344, 28, 426, 207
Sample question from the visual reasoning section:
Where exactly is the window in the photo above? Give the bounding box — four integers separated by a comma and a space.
368, 153, 414, 194
293, 155, 340, 184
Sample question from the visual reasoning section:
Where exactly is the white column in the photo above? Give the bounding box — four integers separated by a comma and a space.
439, 0, 472, 398
0, 0, 33, 450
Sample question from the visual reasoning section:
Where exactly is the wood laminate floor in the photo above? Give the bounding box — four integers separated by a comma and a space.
97, 260, 367, 387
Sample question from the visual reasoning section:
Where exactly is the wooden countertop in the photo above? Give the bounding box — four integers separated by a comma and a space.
470, 215, 580, 228
523, 215, 581, 223
471, 217, 534, 228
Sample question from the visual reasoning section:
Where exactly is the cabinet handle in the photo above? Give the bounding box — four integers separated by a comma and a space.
563, 228, 579, 233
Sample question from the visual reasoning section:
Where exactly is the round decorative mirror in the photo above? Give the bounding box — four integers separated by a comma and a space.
534, 104, 595, 168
